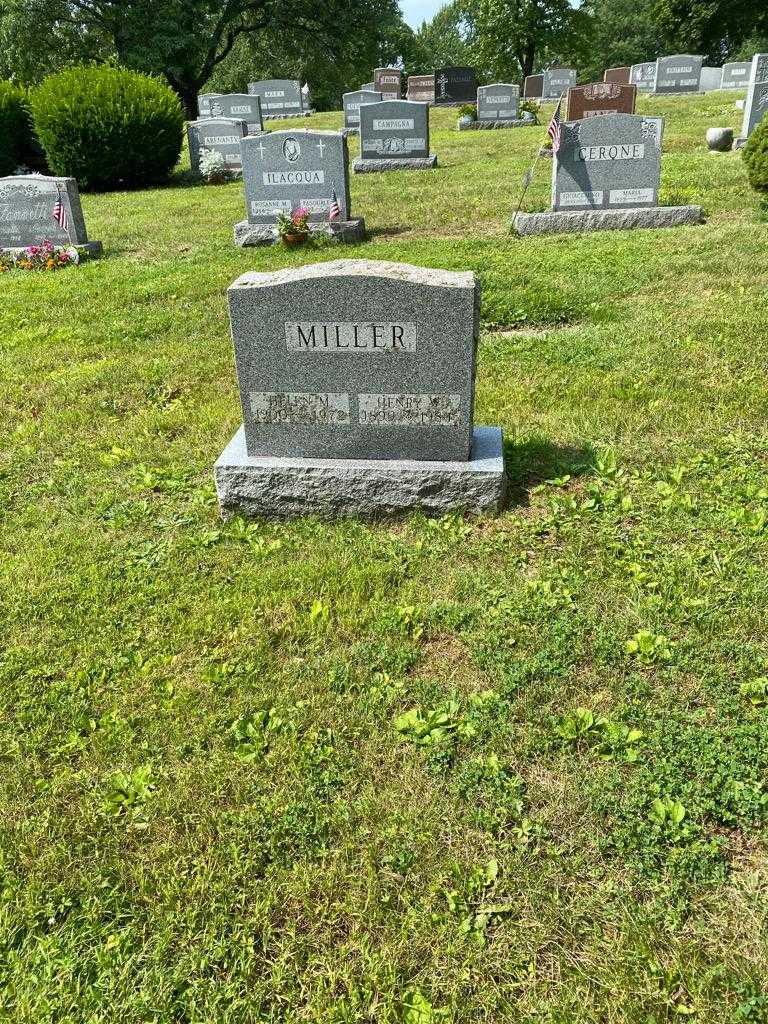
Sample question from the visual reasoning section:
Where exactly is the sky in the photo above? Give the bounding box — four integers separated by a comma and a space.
399, 0, 445, 29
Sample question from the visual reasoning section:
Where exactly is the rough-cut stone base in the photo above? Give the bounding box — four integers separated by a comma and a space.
3, 240, 103, 258
263, 110, 314, 120
513, 205, 704, 236
353, 156, 437, 173
214, 425, 506, 520
234, 218, 366, 246
459, 119, 529, 130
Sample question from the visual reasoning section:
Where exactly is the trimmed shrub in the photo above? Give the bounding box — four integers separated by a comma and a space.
743, 113, 768, 193
30, 65, 184, 190
0, 82, 34, 175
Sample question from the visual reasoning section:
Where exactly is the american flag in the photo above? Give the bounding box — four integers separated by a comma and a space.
53, 194, 68, 232
328, 186, 341, 220
547, 98, 563, 154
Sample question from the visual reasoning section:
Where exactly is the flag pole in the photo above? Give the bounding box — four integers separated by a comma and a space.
511, 89, 566, 230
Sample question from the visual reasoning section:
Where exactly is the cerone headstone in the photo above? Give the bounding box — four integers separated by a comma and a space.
631, 62, 657, 91
435, 67, 477, 104
699, 67, 723, 91
721, 62, 751, 89
542, 68, 577, 99
213, 260, 506, 518
566, 83, 636, 120
188, 118, 248, 177
374, 67, 403, 101
513, 113, 703, 235
476, 84, 520, 122
523, 74, 543, 98
0, 174, 102, 256
653, 55, 703, 94
408, 75, 436, 103
354, 100, 436, 172
234, 130, 365, 245
198, 93, 223, 117
247, 79, 309, 119
343, 89, 382, 132
604, 66, 631, 85
208, 94, 263, 133
735, 54, 768, 148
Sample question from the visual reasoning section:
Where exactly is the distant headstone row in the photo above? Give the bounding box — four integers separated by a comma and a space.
247, 80, 311, 119
364, 67, 479, 105
0, 174, 101, 255
736, 53, 768, 148
523, 68, 577, 100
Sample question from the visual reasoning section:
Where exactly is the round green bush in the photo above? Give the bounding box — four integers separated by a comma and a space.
0, 82, 34, 176
30, 65, 184, 190
743, 112, 768, 193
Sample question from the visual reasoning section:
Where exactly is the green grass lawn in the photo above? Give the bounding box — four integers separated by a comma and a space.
3, 92, 768, 1023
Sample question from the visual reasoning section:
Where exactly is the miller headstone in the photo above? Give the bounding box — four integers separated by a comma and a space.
343, 89, 382, 132
234, 130, 365, 245
543, 68, 577, 99
699, 67, 723, 91
374, 68, 403, 101
0, 174, 101, 255
566, 83, 636, 120
476, 84, 520, 122
207, 94, 263, 133
523, 74, 543, 98
721, 62, 751, 89
354, 100, 436, 172
653, 55, 703, 94
736, 54, 768, 147
214, 260, 506, 518
435, 67, 477, 104
188, 118, 248, 177
408, 75, 436, 103
631, 62, 657, 91
247, 79, 309, 119
604, 66, 631, 85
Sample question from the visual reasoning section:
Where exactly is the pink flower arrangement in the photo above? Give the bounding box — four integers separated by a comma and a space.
4, 240, 78, 272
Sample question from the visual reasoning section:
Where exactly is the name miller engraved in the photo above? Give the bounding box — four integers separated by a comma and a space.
286, 321, 416, 351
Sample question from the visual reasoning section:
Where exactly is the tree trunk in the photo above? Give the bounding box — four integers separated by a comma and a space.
521, 46, 535, 80
167, 76, 200, 120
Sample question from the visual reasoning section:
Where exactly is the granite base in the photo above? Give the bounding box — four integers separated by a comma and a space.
353, 156, 438, 173
262, 111, 314, 120
459, 119, 529, 130
513, 205, 704, 236
234, 218, 366, 246
214, 425, 507, 520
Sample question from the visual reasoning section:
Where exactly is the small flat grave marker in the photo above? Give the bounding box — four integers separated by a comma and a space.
354, 100, 436, 172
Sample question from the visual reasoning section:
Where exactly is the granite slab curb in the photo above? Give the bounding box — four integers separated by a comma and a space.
3, 240, 103, 258
262, 110, 314, 120
459, 119, 529, 130
214, 425, 506, 520
352, 156, 438, 173
233, 219, 366, 246
513, 205, 704, 236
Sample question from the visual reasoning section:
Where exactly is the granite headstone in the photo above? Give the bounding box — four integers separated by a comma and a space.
653, 55, 704, 93
188, 118, 248, 176
477, 84, 520, 121
737, 54, 768, 146
343, 89, 382, 130
566, 83, 636, 120
207, 94, 263, 133
247, 79, 306, 118
198, 93, 223, 116
408, 75, 436, 103
631, 62, 657, 91
604, 66, 631, 85
374, 68, 403, 101
435, 67, 477, 104
523, 74, 543, 98
543, 68, 577, 99
721, 62, 751, 89
699, 67, 723, 91
0, 174, 101, 254
354, 100, 436, 171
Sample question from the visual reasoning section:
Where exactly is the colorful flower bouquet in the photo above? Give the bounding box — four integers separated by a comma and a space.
1, 240, 80, 272
276, 206, 310, 246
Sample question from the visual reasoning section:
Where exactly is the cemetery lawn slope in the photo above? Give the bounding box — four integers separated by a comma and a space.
2, 93, 768, 1022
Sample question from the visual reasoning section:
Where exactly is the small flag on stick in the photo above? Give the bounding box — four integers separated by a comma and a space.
547, 97, 563, 154
328, 185, 341, 221
53, 193, 68, 232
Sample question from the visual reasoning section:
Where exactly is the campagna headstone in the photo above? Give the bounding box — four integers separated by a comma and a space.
435, 67, 477, 104
631, 62, 657, 91
653, 55, 704, 94
214, 260, 506, 518
721, 62, 751, 89
234, 130, 364, 245
343, 89, 382, 131
604, 66, 631, 85
207, 94, 263, 133
699, 67, 723, 91
247, 79, 309, 119
188, 118, 248, 176
566, 83, 636, 120
513, 113, 702, 235
0, 174, 101, 255
523, 74, 543, 98
354, 100, 436, 172
736, 54, 768, 147
542, 68, 577, 99
408, 75, 436, 103
374, 68, 403, 101
477, 84, 520, 121
198, 93, 223, 117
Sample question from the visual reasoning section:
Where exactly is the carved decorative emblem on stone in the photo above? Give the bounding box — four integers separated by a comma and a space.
283, 138, 301, 162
